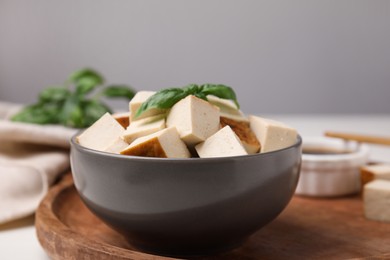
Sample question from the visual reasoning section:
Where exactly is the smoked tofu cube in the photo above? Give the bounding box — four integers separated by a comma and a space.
361, 164, 390, 186
249, 115, 297, 153
122, 115, 165, 144
77, 113, 126, 152
363, 180, 390, 222
129, 91, 164, 120
195, 126, 248, 158
220, 117, 260, 154
166, 95, 220, 147
207, 95, 248, 122
120, 127, 191, 158
113, 111, 131, 128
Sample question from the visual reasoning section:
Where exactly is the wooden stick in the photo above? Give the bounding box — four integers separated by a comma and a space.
324, 131, 390, 146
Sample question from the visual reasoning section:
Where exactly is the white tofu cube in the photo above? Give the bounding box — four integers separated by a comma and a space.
361, 164, 390, 186
364, 180, 390, 222
207, 95, 248, 122
76, 113, 125, 151
195, 126, 248, 158
120, 127, 191, 158
166, 95, 220, 147
249, 115, 297, 153
104, 137, 129, 154
122, 115, 165, 144
129, 91, 164, 120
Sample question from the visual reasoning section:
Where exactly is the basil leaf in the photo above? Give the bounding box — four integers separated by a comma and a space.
182, 84, 200, 95
59, 95, 84, 128
11, 103, 60, 124
102, 85, 135, 99
200, 84, 239, 108
70, 68, 104, 85
70, 68, 104, 95
11, 68, 135, 128
194, 92, 207, 101
75, 77, 102, 95
39, 87, 71, 103
82, 100, 111, 127
135, 84, 241, 118
135, 88, 187, 118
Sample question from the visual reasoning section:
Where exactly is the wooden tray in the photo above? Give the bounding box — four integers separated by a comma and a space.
36, 173, 390, 260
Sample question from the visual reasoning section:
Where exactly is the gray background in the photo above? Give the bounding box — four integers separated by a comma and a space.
0, 0, 389, 114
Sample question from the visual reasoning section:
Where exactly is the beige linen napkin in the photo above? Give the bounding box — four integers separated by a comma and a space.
0, 101, 77, 224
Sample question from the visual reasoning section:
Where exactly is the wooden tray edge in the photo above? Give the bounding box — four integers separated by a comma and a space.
35, 173, 174, 260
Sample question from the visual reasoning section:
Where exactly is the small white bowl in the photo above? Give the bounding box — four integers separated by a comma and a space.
295, 137, 369, 197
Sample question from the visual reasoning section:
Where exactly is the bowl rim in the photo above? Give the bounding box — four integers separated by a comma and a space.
70, 131, 302, 162
301, 136, 369, 162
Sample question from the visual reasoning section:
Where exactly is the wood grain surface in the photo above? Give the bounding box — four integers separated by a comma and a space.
35, 173, 390, 260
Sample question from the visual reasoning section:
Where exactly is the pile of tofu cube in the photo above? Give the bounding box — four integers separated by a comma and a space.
361, 164, 390, 222
77, 91, 298, 158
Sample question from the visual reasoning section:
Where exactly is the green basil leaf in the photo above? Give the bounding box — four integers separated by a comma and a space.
11, 103, 60, 125
11, 105, 41, 124
39, 87, 71, 103
135, 84, 240, 118
200, 84, 239, 108
135, 88, 187, 118
102, 85, 136, 99
11, 68, 134, 128
182, 84, 200, 95
59, 95, 84, 128
194, 92, 207, 101
82, 100, 111, 126
70, 68, 104, 95
75, 77, 102, 95
70, 68, 104, 84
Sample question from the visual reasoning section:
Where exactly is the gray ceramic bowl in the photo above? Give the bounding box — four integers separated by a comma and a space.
70, 134, 302, 257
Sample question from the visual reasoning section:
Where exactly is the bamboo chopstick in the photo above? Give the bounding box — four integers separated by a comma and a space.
324, 131, 390, 146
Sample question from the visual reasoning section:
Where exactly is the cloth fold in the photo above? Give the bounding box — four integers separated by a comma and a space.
0, 101, 77, 224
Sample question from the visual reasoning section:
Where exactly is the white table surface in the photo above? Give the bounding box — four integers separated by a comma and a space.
1, 114, 390, 260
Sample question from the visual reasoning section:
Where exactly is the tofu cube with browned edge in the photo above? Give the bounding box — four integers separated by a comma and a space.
249, 115, 297, 153
120, 127, 191, 158
122, 115, 165, 144
166, 95, 220, 147
363, 179, 390, 222
113, 112, 131, 128
195, 126, 248, 158
220, 116, 260, 154
76, 113, 127, 153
